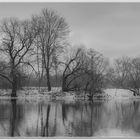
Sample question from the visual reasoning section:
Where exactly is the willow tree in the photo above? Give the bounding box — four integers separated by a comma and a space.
33, 8, 69, 91
0, 18, 38, 97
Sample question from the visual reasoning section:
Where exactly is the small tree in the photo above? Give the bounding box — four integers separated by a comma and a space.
61, 46, 107, 98
111, 56, 140, 96
127, 57, 140, 95
83, 48, 108, 98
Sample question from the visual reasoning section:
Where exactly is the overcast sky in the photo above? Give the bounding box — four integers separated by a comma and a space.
0, 3, 140, 60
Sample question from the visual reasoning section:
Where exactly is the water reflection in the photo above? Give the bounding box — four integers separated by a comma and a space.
0, 99, 140, 137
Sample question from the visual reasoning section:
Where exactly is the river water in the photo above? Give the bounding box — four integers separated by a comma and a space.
0, 98, 140, 137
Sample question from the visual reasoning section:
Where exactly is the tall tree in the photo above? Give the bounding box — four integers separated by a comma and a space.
33, 8, 69, 91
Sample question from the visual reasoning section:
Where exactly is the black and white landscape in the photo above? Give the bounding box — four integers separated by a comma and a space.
0, 2, 140, 137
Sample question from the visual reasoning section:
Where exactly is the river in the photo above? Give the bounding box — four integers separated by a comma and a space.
0, 98, 140, 137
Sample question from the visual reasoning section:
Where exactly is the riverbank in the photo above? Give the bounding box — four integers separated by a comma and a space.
0, 87, 140, 101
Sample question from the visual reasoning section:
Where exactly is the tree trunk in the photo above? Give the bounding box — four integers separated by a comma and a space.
55, 68, 58, 87
10, 99, 17, 136
62, 77, 68, 91
44, 52, 51, 91
88, 93, 93, 101
11, 77, 17, 97
46, 68, 51, 91
133, 91, 136, 96
84, 82, 89, 94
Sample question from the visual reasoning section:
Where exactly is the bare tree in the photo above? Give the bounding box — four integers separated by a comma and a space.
62, 47, 85, 91
111, 56, 140, 96
83, 48, 108, 98
127, 57, 140, 95
0, 18, 38, 97
108, 57, 130, 89
33, 8, 69, 91
52, 53, 60, 87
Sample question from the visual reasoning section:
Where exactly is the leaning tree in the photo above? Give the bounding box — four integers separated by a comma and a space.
62, 47, 86, 91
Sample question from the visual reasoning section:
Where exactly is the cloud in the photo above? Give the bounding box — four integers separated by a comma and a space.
0, 3, 140, 59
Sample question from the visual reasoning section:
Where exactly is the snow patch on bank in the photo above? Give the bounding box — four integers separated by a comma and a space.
0, 87, 140, 101
104, 89, 140, 99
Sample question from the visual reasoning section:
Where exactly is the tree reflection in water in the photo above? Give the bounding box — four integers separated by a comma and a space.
10, 99, 16, 136
0, 99, 139, 137
10, 99, 24, 136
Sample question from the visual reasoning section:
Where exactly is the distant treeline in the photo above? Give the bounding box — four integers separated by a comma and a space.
0, 74, 62, 89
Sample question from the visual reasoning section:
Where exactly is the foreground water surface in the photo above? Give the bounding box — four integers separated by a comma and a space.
0, 98, 140, 137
